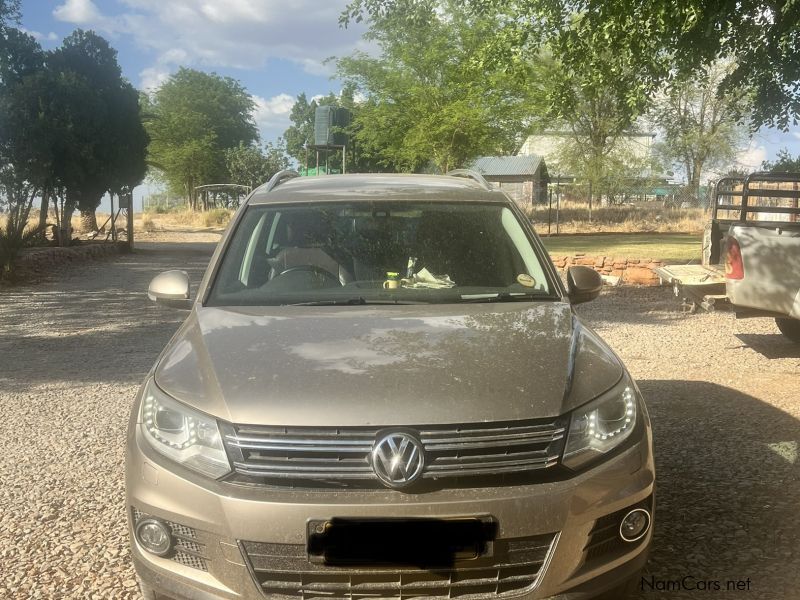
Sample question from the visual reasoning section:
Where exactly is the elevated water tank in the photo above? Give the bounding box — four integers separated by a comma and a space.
314, 106, 351, 146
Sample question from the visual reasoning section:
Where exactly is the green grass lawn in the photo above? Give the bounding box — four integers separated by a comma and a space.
540, 233, 702, 263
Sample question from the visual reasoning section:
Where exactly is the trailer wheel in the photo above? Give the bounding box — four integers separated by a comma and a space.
775, 318, 800, 343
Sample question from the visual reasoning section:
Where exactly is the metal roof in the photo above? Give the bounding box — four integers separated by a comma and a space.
469, 155, 544, 177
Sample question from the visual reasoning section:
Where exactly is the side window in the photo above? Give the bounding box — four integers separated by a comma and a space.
500, 207, 548, 292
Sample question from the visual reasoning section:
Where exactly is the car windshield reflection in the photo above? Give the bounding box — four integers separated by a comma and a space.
207, 201, 555, 306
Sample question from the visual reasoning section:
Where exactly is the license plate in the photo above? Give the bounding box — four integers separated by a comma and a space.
307, 517, 496, 567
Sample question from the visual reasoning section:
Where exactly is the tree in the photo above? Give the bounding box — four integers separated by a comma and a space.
1, 27, 147, 245
106, 81, 149, 204
144, 68, 258, 208
48, 30, 147, 232
0, 163, 38, 276
225, 141, 290, 190
652, 61, 750, 196
529, 52, 650, 199
337, 1, 525, 173
0, 0, 19, 31
0, 27, 46, 270
762, 149, 800, 173
344, 0, 800, 131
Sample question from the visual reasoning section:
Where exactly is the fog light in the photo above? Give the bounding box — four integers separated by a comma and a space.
136, 518, 173, 556
619, 508, 650, 542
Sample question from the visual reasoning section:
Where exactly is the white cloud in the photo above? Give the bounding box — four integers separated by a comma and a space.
59, 0, 368, 86
252, 93, 295, 137
139, 66, 171, 91
53, 0, 124, 34
18, 28, 59, 42
53, 0, 102, 23
736, 142, 767, 169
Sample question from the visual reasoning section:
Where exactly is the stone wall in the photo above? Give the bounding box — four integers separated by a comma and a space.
550, 254, 665, 286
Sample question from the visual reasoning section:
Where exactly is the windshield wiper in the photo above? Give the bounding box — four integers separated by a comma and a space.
458, 292, 546, 303
287, 297, 429, 306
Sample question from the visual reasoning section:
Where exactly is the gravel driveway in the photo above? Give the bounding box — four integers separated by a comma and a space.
1, 239, 798, 599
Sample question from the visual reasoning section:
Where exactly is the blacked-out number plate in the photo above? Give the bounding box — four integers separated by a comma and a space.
307, 517, 497, 567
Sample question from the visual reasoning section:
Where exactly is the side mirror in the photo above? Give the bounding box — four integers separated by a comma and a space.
567, 266, 603, 305
148, 270, 192, 309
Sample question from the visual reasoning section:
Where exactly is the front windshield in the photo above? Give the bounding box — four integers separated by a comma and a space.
206, 201, 554, 306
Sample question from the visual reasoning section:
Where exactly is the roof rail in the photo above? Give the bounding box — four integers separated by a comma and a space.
446, 169, 492, 191
264, 169, 300, 193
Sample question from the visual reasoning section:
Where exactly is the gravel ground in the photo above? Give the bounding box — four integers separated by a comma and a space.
1, 237, 798, 599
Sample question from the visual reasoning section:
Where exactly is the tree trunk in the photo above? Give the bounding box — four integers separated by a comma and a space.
38, 191, 49, 232
689, 159, 703, 199
59, 201, 75, 247
80, 208, 98, 232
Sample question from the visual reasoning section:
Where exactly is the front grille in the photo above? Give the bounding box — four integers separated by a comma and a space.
241, 533, 557, 600
132, 508, 209, 571
221, 419, 565, 488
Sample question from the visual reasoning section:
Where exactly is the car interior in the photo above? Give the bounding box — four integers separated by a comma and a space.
213, 203, 550, 299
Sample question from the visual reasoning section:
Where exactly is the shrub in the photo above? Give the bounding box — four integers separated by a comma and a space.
202, 208, 232, 227
0, 223, 43, 280
140, 213, 156, 232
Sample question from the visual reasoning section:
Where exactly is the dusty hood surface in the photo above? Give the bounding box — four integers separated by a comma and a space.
154, 302, 622, 426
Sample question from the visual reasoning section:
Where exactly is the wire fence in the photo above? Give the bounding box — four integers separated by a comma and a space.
530, 179, 714, 235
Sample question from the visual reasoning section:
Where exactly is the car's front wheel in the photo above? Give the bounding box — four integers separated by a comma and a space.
776, 317, 800, 343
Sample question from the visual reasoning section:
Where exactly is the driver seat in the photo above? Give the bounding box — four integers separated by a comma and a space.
267, 213, 353, 284
269, 247, 353, 285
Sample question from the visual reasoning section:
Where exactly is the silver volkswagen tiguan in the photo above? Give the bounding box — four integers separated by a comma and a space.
127, 171, 654, 600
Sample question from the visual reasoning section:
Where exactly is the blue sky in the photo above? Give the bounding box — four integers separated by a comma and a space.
16, 0, 800, 202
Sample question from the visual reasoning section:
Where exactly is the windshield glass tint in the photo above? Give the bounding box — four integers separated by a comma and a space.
207, 202, 553, 306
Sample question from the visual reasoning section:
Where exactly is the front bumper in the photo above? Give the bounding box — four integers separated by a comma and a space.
126, 416, 654, 600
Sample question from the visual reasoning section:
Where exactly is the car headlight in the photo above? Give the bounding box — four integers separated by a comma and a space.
562, 374, 638, 470
139, 379, 231, 479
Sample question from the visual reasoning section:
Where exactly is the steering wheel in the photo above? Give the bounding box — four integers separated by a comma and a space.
274, 265, 342, 287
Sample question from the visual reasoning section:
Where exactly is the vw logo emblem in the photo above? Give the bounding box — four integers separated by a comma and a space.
371, 432, 425, 488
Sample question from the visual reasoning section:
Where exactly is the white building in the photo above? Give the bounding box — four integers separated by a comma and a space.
518, 130, 656, 177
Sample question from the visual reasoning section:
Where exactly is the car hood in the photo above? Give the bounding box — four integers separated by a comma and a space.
154, 302, 623, 426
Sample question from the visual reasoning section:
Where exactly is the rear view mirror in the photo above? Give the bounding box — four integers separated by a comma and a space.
566, 266, 603, 305
148, 270, 192, 309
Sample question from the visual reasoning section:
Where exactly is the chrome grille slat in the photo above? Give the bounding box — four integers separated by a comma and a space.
430, 449, 553, 464
420, 429, 565, 446
424, 459, 559, 478
235, 466, 378, 479
223, 419, 565, 487
233, 461, 373, 473
428, 455, 555, 470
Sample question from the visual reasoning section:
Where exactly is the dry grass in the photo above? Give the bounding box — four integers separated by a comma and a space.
134, 207, 234, 232
140, 213, 156, 232
527, 200, 706, 234
540, 233, 702, 263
